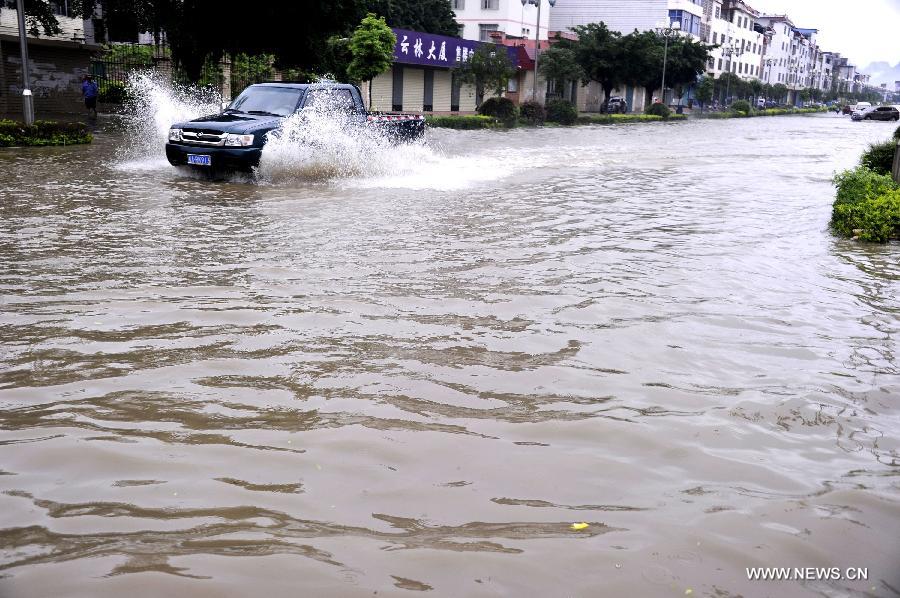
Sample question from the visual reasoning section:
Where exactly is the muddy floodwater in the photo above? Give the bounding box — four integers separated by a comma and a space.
1, 112, 899, 597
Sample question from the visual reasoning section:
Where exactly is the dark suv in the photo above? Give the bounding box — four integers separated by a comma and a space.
852, 106, 900, 121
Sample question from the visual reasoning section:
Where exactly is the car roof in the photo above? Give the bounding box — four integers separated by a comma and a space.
248, 82, 355, 90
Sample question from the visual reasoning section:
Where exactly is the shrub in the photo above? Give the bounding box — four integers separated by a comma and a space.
645, 102, 671, 118
832, 190, 900, 242
545, 98, 578, 125
519, 100, 546, 125
832, 167, 897, 205
860, 140, 897, 176
730, 99, 751, 114
0, 119, 92, 147
425, 115, 501, 129
831, 167, 900, 242
477, 96, 518, 126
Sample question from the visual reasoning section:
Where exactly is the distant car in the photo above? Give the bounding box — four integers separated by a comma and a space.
852, 101, 872, 112
757, 97, 766, 109
851, 105, 900, 121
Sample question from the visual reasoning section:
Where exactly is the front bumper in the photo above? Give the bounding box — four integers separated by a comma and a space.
165, 143, 263, 171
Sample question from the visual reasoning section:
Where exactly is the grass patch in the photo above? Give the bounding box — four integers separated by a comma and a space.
0, 119, 92, 147
831, 167, 900, 242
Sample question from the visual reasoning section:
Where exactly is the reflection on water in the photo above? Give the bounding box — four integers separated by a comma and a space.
1, 114, 899, 597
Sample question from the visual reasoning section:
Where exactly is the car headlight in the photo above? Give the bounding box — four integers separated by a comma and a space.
224, 133, 254, 147
168, 128, 183, 142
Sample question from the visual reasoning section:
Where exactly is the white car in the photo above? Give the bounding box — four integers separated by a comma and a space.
850, 102, 873, 119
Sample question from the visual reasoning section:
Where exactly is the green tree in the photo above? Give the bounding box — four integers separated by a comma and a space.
361, 0, 459, 37
749, 78, 763, 104
664, 36, 714, 105
563, 22, 623, 106
538, 45, 584, 100
694, 75, 714, 112
772, 83, 788, 103
454, 43, 516, 101
347, 13, 397, 108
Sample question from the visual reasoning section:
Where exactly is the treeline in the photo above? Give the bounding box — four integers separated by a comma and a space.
7, 0, 458, 82
539, 23, 713, 108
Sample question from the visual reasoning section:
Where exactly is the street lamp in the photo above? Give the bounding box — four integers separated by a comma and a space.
764, 57, 775, 84
654, 19, 681, 105
522, 0, 557, 104
721, 42, 743, 105
14, 0, 34, 124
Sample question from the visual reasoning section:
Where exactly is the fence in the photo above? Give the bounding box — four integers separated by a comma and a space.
89, 43, 292, 103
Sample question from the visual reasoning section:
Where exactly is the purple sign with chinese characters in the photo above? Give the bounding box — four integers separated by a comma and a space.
392, 28, 518, 69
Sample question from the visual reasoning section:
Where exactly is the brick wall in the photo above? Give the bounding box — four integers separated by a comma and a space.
1, 40, 94, 117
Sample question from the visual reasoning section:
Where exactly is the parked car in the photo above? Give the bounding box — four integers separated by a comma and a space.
851, 105, 900, 121
604, 96, 628, 113
165, 82, 425, 171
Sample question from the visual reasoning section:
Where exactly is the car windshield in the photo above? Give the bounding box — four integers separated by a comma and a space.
229, 87, 303, 117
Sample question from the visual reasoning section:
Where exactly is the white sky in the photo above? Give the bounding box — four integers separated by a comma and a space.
750, 0, 900, 69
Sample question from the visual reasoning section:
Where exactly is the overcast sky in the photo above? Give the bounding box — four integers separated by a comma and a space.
750, 0, 900, 69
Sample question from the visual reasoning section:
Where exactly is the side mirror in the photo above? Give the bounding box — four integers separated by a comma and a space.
221, 101, 230, 111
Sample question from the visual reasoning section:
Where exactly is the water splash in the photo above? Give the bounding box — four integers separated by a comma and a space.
255, 102, 431, 183
118, 72, 222, 165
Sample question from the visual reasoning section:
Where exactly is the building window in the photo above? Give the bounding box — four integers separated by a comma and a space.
479, 23, 499, 41
718, 58, 722, 70
481, 0, 498, 9
453, 0, 465, 8
507, 77, 518, 92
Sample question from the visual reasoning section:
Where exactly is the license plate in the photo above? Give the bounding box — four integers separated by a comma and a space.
187, 154, 211, 166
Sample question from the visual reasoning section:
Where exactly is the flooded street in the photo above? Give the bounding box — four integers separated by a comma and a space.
1, 113, 899, 597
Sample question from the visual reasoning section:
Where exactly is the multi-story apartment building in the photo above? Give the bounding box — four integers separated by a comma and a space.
454, 0, 550, 42
704, 0, 764, 80
0, 0, 102, 115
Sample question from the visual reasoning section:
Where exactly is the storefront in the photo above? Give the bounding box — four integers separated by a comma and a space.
366, 28, 518, 113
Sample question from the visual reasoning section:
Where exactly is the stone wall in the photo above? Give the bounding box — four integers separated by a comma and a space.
1, 40, 94, 117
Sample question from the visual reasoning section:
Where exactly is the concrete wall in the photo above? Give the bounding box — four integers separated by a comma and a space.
1, 40, 93, 116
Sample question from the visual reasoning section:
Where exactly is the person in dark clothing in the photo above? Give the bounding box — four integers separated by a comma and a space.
82, 75, 99, 117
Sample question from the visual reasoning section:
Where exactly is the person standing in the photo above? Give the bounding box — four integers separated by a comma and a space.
81, 75, 99, 118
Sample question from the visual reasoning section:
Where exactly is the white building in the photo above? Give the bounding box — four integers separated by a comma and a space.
757, 15, 793, 87
705, 0, 764, 80
548, 0, 667, 35
453, 0, 551, 42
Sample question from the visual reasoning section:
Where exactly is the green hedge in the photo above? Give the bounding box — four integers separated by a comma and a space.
425, 115, 503, 129
831, 167, 900, 242
696, 106, 828, 119
0, 119, 92, 147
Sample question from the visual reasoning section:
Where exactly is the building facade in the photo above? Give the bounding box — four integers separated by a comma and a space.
453, 0, 550, 43
0, 2, 101, 115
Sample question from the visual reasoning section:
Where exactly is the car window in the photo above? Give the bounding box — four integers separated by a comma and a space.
304, 89, 356, 112
230, 86, 303, 116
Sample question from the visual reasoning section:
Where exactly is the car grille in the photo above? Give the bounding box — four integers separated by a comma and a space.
181, 130, 226, 146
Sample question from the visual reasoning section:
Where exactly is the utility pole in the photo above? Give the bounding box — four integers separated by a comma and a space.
15, 0, 35, 124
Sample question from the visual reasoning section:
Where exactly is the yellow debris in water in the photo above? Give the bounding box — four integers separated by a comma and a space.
685, 589, 693, 595
571, 522, 589, 530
